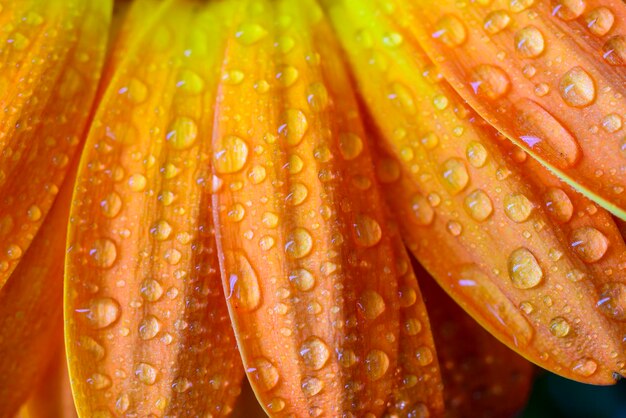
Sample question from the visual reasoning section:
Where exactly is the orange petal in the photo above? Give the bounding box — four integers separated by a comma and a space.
325, 0, 626, 384
65, 1, 243, 415
17, 340, 77, 418
398, 0, 626, 218
0, 0, 111, 288
0, 163, 74, 416
211, 0, 442, 415
417, 260, 534, 417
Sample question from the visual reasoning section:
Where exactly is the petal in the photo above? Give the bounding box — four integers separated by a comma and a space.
17, 341, 77, 418
211, 0, 442, 415
0, 164, 73, 416
0, 0, 111, 288
324, 0, 626, 384
65, 1, 243, 415
398, 0, 626, 218
418, 261, 534, 417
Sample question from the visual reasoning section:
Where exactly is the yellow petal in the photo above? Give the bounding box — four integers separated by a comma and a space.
65, 1, 243, 415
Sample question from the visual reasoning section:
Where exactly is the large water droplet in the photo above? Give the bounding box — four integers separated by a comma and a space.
89, 238, 117, 268
585, 7, 614, 36
597, 283, 626, 321
508, 248, 543, 289
301, 377, 324, 397
166, 117, 198, 150
214, 135, 249, 174
552, 0, 586, 21
139, 315, 161, 340
300, 337, 330, 370
135, 362, 158, 385
285, 228, 313, 258
602, 36, 626, 66
365, 350, 390, 381
570, 227, 608, 263
470, 65, 511, 99
504, 193, 534, 223
226, 252, 261, 311
358, 290, 386, 320
549, 316, 571, 337
433, 15, 467, 46
514, 26, 545, 57
236, 23, 268, 45
410, 194, 435, 225
289, 269, 315, 292
484, 10, 511, 34
353, 214, 382, 247
559, 66, 596, 108
464, 189, 493, 221
248, 357, 280, 391
279, 109, 308, 146
440, 158, 469, 195
543, 188, 573, 223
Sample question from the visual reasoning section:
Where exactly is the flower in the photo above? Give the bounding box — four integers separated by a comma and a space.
1, 0, 625, 417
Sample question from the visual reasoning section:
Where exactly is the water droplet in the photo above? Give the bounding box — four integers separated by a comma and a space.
508, 248, 543, 289
128, 173, 147, 192
353, 214, 382, 247
515, 26, 545, 57
410, 194, 435, 225
365, 350, 390, 381
585, 7, 615, 36
504, 193, 534, 223
262, 212, 279, 228
601, 114, 622, 133
286, 183, 308, 206
123, 78, 148, 103
276, 65, 299, 87
464, 189, 493, 221
290, 269, 315, 292
543, 188, 573, 223
484, 10, 511, 34
150, 220, 172, 241
166, 117, 198, 150
101, 192, 122, 218
440, 158, 469, 194
466, 141, 488, 167
403, 318, 423, 335
572, 358, 598, 377
279, 109, 308, 146
570, 227, 608, 263
89, 239, 117, 268
138, 315, 160, 340
135, 362, 158, 385
226, 252, 261, 310
87, 373, 112, 390
307, 82, 329, 112
415, 346, 434, 366
177, 69, 205, 94
549, 316, 571, 337
172, 377, 192, 393
515, 99, 581, 168
338, 133, 364, 160
236, 23, 268, 45
301, 377, 324, 397
285, 228, 313, 258
248, 358, 279, 391
389, 82, 416, 114
510, 0, 535, 13
559, 66, 596, 108
447, 221, 463, 236
27, 205, 42, 222
552, 0, 586, 21
214, 135, 249, 174
433, 15, 467, 46
470, 64, 510, 99
300, 337, 330, 370
597, 283, 626, 321
227, 203, 246, 222
140, 279, 164, 302
358, 290, 386, 320
267, 398, 286, 413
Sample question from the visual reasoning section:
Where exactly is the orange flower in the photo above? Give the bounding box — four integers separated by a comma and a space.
1, 0, 625, 417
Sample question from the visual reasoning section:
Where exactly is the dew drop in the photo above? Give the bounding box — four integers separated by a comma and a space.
301, 377, 324, 397
585, 7, 615, 36
226, 252, 261, 311
285, 228, 313, 259
338, 133, 364, 160
166, 117, 198, 150
150, 220, 172, 241
504, 194, 534, 223
353, 214, 382, 247
433, 15, 467, 46
89, 239, 117, 268
466, 142, 488, 167
358, 290, 386, 320
514, 26, 545, 57
508, 248, 543, 289
552, 0, 586, 21
138, 315, 161, 340
306, 82, 329, 112
572, 358, 598, 377
365, 350, 390, 381
248, 357, 280, 391
214, 135, 249, 174
236, 23, 268, 45
597, 283, 626, 321
470, 64, 511, 99
510, 0, 535, 13
140, 278, 164, 302
549, 316, 571, 337
101, 192, 122, 218
289, 269, 315, 292
570, 227, 608, 263
559, 67, 596, 108
440, 158, 469, 194
543, 188, 573, 223
484, 10, 511, 34
410, 194, 435, 225
415, 347, 434, 366
135, 362, 158, 385
464, 189, 493, 221
300, 337, 330, 370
